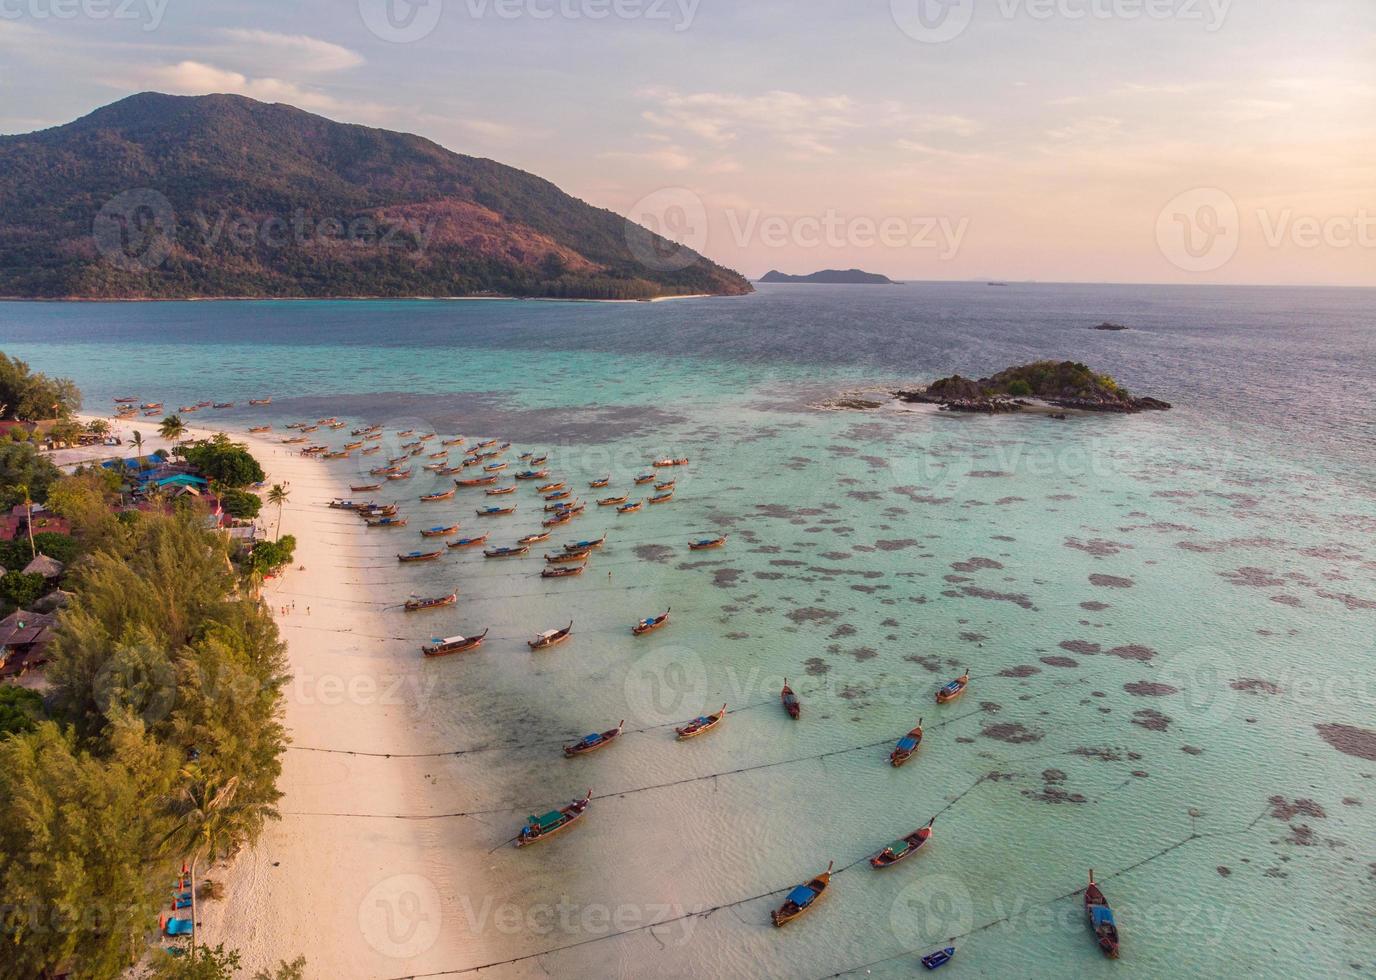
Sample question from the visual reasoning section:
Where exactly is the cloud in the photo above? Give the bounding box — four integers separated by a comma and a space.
601, 145, 696, 171
216, 30, 364, 74
112, 61, 386, 120
639, 88, 861, 156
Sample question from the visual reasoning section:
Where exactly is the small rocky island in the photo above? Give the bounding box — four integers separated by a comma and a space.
759, 269, 897, 285
895, 361, 1171, 414
1091, 321, 1131, 331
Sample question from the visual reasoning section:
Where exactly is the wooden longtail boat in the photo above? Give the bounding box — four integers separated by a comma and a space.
484, 546, 529, 558
563, 721, 623, 756
771, 862, 833, 927
329, 421, 346, 429
473, 438, 497, 449
438, 465, 465, 476
543, 490, 572, 502
351, 483, 382, 492
870, 818, 935, 868
397, 429, 415, 438
213, 402, 233, 409
143, 402, 164, 410
405, 592, 457, 612
536, 482, 565, 494
423, 463, 447, 473
559, 503, 586, 517
362, 446, 382, 455
367, 517, 408, 528
516, 470, 549, 481
398, 550, 444, 563
477, 505, 516, 517
420, 489, 456, 502
389, 455, 411, 466
617, 501, 643, 514
542, 513, 573, 528
589, 476, 611, 489
359, 504, 397, 518
324, 451, 350, 460
599, 495, 629, 507
541, 564, 585, 578
528, 621, 574, 650
483, 462, 508, 472
457, 476, 499, 488
935, 670, 969, 704
487, 486, 517, 496
781, 679, 800, 719
648, 491, 675, 505
652, 458, 676, 468
387, 470, 413, 481
634, 473, 657, 485
1085, 871, 1121, 958
114, 396, 138, 403
428, 451, 448, 460
545, 500, 579, 513
518, 532, 551, 545
632, 608, 670, 636
344, 441, 365, 451
654, 480, 676, 491
546, 550, 590, 564
676, 704, 726, 740
421, 629, 488, 658
689, 535, 727, 550
529, 454, 548, 465
442, 437, 465, 447
890, 719, 924, 767
921, 948, 956, 970
328, 499, 362, 510
249, 425, 272, 434
515, 790, 591, 847
421, 525, 461, 538
564, 536, 606, 552
283, 437, 308, 445
418, 433, 436, 441
448, 535, 489, 549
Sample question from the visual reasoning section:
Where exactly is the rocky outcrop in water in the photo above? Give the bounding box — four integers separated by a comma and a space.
895, 361, 1171, 414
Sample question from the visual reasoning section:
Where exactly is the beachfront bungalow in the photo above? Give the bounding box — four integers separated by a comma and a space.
0, 608, 55, 682
1, 503, 71, 541
23, 554, 65, 581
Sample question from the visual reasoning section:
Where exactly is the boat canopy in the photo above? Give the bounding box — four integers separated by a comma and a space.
1091, 906, 1116, 927
888, 840, 910, 856
897, 736, 918, 751
533, 810, 564, 830
786, 886, 816, 907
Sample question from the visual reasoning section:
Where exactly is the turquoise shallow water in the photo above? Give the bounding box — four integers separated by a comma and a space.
1, 287, 1373, 978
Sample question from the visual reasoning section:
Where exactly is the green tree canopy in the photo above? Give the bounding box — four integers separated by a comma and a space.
0, 352, 81, 420
180, 436, 265, 489
0, 440, 61, 509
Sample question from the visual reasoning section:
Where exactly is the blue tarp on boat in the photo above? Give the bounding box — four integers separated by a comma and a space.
1091, 906, 1116, 927
786, 886, 816, 907
897, 736, 918, 751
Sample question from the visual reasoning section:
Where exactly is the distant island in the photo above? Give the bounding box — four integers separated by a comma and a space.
758, 269, 897, 285
895, 361, 1171, 414
0, 93, 752, 301
1091, 322, 1131, 331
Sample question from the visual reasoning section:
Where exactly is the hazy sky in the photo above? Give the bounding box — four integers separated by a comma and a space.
2, 0, 1372, 285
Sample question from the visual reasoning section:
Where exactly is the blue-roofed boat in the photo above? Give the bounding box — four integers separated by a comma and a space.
405, 592, 457, 612
516, 469, 549, 481
518, 532, 551, 545
447, 534, 489, 549
420, 489, 455, 502
563, 720, 624, 756
1085, 870, 1120, 958
477, 505, 516, 517
936, 670, 969, 704
420, 524, 460, 538
484, 546, 529, 559
515, 790, 592, 847
771, 862, 833, 927
648, 490, 674, 504
921, 947, 956, 970
675, 704, 726, 740
536, 481, 565, 494
421, 629, 488, 658
689, 534, 727, 551
634, 472, 656, 485
589, 476, 611, 489
397, 550, 443, 563
564, 536, 606, 552
632, 608, 670, 636
870, 818, 935, 868
890, 719, 924, 767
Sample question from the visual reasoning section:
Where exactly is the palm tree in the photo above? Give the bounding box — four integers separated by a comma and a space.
158, 414, 187, 446
162, 769, 247, 962
266, 483, 289, 541
14, 482, 34, 559
131, 430, 144, 457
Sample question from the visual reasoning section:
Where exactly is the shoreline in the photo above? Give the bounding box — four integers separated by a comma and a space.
0, 292, 736, 305
67, 414, 506, 975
